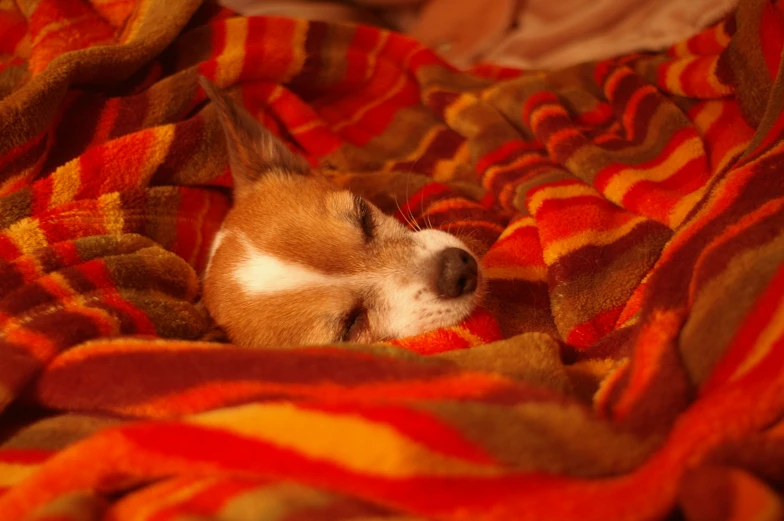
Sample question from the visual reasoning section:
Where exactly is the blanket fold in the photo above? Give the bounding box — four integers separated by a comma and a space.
1, 0, 783, 518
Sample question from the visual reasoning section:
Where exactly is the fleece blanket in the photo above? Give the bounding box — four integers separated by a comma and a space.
0, 0, 783, 518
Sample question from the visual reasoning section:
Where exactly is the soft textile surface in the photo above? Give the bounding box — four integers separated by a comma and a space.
0, 0, 783, 519
217, 0, 739, 69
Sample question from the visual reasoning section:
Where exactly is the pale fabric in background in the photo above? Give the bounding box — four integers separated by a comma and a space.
216, 0, 740, 70
483, 0, 740, 69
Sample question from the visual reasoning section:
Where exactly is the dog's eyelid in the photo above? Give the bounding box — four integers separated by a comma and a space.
338, 304, 366, 342
353, 196, 376, 240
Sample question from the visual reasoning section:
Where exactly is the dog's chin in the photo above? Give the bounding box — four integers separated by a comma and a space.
410, 281, 485, 338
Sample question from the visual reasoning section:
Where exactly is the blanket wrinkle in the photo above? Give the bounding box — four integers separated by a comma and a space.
1, 0, 784, 519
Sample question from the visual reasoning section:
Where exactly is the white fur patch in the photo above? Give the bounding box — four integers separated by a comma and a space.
205, 228, 228, 273
228, 228, 479, 339
411, 229, 468, 257
233, 239, 336, 294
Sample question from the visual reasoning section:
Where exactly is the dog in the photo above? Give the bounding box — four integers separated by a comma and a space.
199, 77, 484, 348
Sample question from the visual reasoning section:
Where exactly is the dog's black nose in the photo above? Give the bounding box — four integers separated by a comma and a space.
436, 247, 478, 298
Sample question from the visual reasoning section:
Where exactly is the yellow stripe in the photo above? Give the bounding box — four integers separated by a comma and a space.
668, 187, 707, 229
455, 327, 483, 347
216, 18, 248, 87
6, 218, 48, 254
49, 160, 82, 207
669, 143, 746, 229
483, 152, 544, 191
122, 0, 153, 42
663, 58, 689, 94
289, 119, 322, 137
190, 403, 500, 478
716, 23, 732, 48
442, 93, 476, 129
542, 216, 647, 266
431, 159, 459, 182
99, 192, 125, 235
706, 57, 732, 96
528, 183, 597, 215
692, 100, 724, 134
603, 136, 703, 202
496, 216, 535, 241
138, 125, 177, 187
402, 126, 444, 163
715, 142, 748, 177
333, 74, 409, 132
285, 19, 311, 82
438, 139, 474, 182
484, 265, 546, 282
0, 462, 39, 487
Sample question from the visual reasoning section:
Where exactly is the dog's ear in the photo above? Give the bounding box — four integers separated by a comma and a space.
199, 76, 310, 197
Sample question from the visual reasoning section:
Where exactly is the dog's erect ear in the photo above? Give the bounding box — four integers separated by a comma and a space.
199, 76, 310, 197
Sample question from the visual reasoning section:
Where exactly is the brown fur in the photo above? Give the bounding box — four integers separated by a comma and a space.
199, 77, 482, 348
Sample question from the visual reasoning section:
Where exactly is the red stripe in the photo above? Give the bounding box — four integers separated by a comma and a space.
566, 304, 625, 348
702, 262, 784, 394
54, 240, 81, 266
594, 127, 697, 192
0, 234, 22, 262
760, 1, 784, 81
0, 449, 53, 464
621, 156, 708, 221
30, 176, 54, 217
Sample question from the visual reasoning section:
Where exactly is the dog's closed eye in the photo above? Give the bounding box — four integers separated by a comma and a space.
354, 196, 375, 241
339, 305, 367, 342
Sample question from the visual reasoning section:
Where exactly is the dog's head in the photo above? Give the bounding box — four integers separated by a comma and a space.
200, 77, 484, 347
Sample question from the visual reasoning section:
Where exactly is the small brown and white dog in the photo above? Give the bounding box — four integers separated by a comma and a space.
200, 77, 484, 348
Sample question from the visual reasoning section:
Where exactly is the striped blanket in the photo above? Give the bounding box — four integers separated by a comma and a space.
1, 0, 783, 518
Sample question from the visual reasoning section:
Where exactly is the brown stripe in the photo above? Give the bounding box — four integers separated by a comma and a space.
549, 220, 672, 281
393, 128, 464, 175
425, 91, 460, 120
61, 264, 99, 295
120, 292, 204, 339
91, 300, 139, 336
0, 413, 123, 450
0, 131, 46, 186
548, 222, 672, 337
484, 156, 553, 199
0, 341, 42, 403
35, 346, 465, 408
25, 309, 103, 349
363, 107, 440, 166
0, 187, 33, 230
484, 279, 558, 338
103, 251, 194, 301
570, 324, 636, 362
0, 262, 25, 297
422, 400, 654, 477
720, 0, 771, 127
288, 21, 329, 97
110, 92, 150, 139
692, 202, 784, 291
40, 91, 103, 174
645, 150, 784, 313
35, 245, 63, 275
680, 232, 784, 385
0, 282, 55, 316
